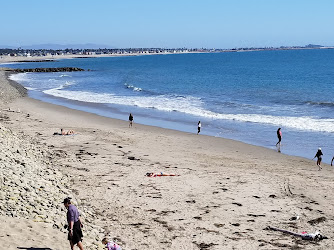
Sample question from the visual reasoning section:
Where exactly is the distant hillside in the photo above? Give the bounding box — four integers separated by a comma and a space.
0, 45, 17, 49
305, 44, 323, 48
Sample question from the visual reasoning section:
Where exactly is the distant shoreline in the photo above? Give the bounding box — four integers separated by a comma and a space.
0, 51, 205, 63
1, 46, 334, 64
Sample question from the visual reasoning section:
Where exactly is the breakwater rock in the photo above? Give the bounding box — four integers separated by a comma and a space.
4, 67, 85, 73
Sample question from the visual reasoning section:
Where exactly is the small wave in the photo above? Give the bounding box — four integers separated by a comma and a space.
305, 101, 334, 107
124, 83, 142, 92
59, 74, 71, 78
0, 62, 24, 65
56, 81, 76, 90
42, 89, 334, 133
213, 113, 334, 133
25, 87, 37, 90
9, 72, 30, 82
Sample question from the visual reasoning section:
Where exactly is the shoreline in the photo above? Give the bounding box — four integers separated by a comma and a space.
5, 68, 296, 162
3, 52, 334, 166
7, 68, 332, 165
1, 67, 334, 249
0, 51, 206, 64
2, 46, 334, 64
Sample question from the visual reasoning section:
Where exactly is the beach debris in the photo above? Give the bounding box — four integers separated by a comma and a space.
127, 156, 140, 160
193, 242, 218, 249
289, 215, 300, 221
232, 202, 243, 206
266, 226, 328, 241
186, 199, 196, 203
214, 223, 224, 228
247, 213, 265, 217
308, 216, 326, 225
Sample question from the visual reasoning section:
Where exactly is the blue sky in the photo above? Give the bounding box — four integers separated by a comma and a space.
1, 0, 333, 48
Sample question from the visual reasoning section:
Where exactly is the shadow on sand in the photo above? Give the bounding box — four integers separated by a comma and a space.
17, 248, 52, 250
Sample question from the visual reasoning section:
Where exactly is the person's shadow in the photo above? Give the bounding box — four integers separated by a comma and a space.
17, 248, 52, 250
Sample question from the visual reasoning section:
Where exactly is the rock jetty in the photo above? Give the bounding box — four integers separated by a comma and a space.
3, 67, 85, 73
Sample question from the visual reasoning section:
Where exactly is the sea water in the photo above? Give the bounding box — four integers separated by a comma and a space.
5, 49, 334, 163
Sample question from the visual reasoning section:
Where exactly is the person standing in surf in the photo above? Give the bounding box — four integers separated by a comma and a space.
276, 128, 282, 147
313, 148, 323, 170
129, 113, 133, 128
197, 121, 201, 135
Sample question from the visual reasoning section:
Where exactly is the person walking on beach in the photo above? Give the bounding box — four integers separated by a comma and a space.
129, 113, 133, 128
313, 148, 323, 170
331, 156, 334, 166
197, 121, 201, 135
63, 197, 84, 250
276, 128, 282, 146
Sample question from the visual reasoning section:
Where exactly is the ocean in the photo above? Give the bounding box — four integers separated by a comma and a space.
5, 49, 334, 163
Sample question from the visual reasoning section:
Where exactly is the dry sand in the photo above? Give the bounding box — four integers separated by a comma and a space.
0, 67, 333, 249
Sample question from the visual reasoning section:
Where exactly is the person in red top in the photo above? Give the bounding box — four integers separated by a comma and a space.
63, 197, 84, 250
276, 128, 282, 146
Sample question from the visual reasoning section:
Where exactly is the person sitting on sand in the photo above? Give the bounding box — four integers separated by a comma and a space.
102, 237, 122, 250
146, 172, 179, 177
61, 128, 75, 135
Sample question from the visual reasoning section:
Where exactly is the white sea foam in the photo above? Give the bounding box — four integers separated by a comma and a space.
0, 62, 24, 65
9, 73, 30, 82
213, 113, 334, 133
124, 83, 142, 92
42, 89, 334, 133
25, 87, 37, 90
55, 81, 76, 90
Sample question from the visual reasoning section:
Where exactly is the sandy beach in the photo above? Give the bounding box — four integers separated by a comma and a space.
1, 66, 334, 249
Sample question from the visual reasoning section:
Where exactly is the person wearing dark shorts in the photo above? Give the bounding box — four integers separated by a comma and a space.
276, 128, 282, 146
129, 113, 133, 127
63, 197, 84, 250
197, 121, 201, 135
313, 148, 323, 171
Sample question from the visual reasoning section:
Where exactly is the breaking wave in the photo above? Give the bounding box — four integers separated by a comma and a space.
42, 88, 334, 133
305, 101, 334, 108
124, 83, 142, 92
